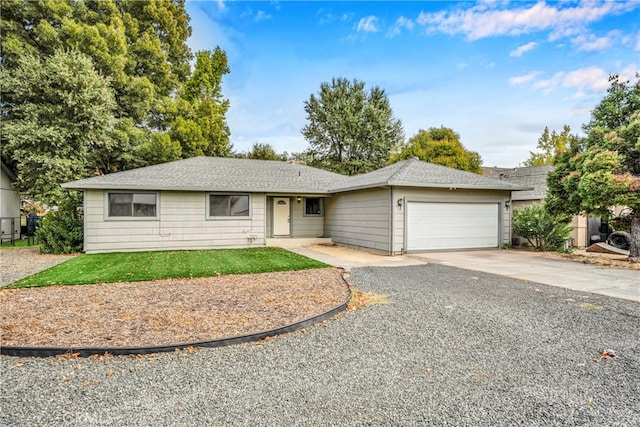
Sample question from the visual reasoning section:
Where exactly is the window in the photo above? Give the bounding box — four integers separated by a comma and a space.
108, 193, 157, 218
304, 198, 322, 216
209, 194, 250, 217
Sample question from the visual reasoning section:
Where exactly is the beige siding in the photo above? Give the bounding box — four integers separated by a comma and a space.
1, 167, 20, 218
324, 188, 391, 253
292, 198, 324, 237
393, 187, 511, 254
84, 190, 266, 253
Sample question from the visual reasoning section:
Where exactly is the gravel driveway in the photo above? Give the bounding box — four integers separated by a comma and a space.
2, 264, 638, 425
0, 249, 75, 287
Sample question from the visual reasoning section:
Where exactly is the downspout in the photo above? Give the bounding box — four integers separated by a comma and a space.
83, 190, 87, 253
507, 193, 513, 248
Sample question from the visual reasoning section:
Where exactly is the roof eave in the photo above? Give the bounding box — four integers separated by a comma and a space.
389, 182, 533, 191
61, 182, 334, 194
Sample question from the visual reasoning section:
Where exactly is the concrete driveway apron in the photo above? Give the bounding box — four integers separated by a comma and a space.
290, 245, 639, 303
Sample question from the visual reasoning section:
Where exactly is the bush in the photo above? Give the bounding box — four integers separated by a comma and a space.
36, 192, 84, 254
513, 203, 573, 252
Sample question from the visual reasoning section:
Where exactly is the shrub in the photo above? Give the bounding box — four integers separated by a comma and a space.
513, 203, 573, 252
36, 192, 84, 254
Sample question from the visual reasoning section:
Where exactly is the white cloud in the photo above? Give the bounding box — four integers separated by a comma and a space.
531, 64, 638, 97
416, 1, 639, 41
572, 34, 610, 51
255, 10, 272, 22
533, 66, 611, 95
510, 41, 538, 57
562, 66, 610, 91
508, 71, 542, 86
619, 64, 640, 82
317, 9, 354, 25
387, 16, 414, 37
356, 16, 379, 33
533, 71, 566, 94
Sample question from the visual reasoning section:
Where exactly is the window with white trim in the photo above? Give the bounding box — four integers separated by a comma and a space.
108, 193, 157, 218
208, 194, 250, 217
304, 197, 323, 216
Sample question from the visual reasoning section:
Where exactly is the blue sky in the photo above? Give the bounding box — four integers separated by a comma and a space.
185, 0, 639, 167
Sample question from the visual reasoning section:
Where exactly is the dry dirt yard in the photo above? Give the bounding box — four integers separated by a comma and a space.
528, 248, 640, 271
0, 267, 349, 349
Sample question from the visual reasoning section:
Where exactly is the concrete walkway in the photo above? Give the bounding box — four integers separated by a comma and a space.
290, 245, 640, 303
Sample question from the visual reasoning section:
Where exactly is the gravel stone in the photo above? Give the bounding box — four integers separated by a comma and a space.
2, 264, 639, 426
0, 248, 75, 287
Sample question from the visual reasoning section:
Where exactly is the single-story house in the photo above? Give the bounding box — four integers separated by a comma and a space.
62, 157, 530, 254
483, 165, 590, 247
0, 161, 21, 243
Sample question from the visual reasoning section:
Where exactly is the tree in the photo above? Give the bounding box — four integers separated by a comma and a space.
546, 74, 640, 261
512, 203, 573, 251
301, 77, 404, 176
1, 0, 196, 174
1, 49, 116, 205
170, 48, 232, 158
388, 127, 482, 173
36, 191, 84, 254
244, 143, 289, 161
524, 125, 578, 166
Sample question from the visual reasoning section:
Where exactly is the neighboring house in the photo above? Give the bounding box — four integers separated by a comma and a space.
483, 165, 588, 247
0, 161, 21, 243
62, 157, 529, 254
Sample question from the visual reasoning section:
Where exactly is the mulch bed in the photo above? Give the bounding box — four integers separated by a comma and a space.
0, 268, 350, 349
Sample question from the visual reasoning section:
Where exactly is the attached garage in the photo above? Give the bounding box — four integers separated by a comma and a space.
406, 202, 500, 251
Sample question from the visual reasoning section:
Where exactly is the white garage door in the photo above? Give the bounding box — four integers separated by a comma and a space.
406, 202, 499, 251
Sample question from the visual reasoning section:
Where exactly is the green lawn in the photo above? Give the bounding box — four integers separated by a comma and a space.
1, 238, 39, 249
7, 247, 328, 289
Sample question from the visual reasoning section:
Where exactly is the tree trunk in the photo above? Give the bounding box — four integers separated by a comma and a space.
629, 212, 640, 262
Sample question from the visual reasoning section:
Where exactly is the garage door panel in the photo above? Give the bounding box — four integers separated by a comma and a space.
407, 202, 499, 251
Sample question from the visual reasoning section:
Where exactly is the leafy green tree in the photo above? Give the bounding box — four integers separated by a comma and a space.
512, 203, 573, 251
524, 125, 578, 166
1, 0, 195, 174
1, 49, 116, 205
170, 48, 232, 157
36, 191, 84, 254
244, 143, 289, 161
388, 127, 482, 173
138, 132, 183, 166
302, 77, 404, 175
546, 74, 640, 260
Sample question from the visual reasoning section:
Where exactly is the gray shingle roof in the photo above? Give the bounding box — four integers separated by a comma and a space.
62, 156, 532, 193
332, 158, 530, 192
62, 157, 348, 194
482, 165, 553, 200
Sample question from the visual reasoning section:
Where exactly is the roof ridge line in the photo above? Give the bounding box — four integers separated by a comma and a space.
385, 158, 418, 184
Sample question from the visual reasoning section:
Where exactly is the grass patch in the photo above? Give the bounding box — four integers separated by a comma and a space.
347, 287, 391, 311
1, 239, 39, 249
579, 302, 604, 310
7, 247, 328, 288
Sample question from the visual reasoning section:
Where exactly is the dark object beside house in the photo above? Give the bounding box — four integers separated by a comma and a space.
607, 231, 631, 250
